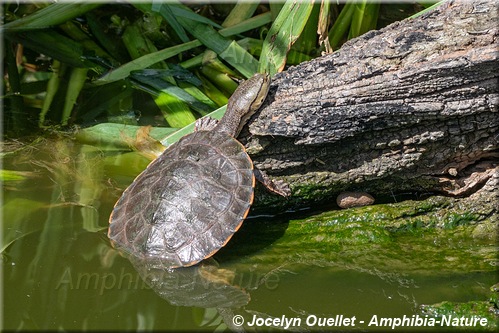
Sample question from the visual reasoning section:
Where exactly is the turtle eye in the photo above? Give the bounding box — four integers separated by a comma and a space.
251, 95, 266, 111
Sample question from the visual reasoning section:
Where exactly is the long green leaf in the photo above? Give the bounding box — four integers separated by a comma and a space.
146, 1, 259, 78
259, 0, 314, 75
160, 105, 227, 147
78, 81, 134, 124
150, 3, 190, 43
318, 0, 332, 53
153, 93, 197, 128
292, 3, 320, 54
176, 16, 258, 78
168, 3, 223, 29
59, 20, 112, 63
2, 2, 101, 32
130, 78, 197, 128
196, 74, 229, 107
219, 12, 272, 38
62, 67, 88, 126
136, 1, 223, 31
85, 12, 129, 63
94, 40, 202, 85
410, 1, 445, 18
222, 2, 259, 27
5, 30, 104, 72
118, 18, 196, 128
39, 60, 65, 127
131, 70, 214, 113
239, 37, 314, 66
359, 3, 380, 35
328, 3, 355, 49
1, 170, 29, 182
75, 123, 178, 150
349, 1, 366, 39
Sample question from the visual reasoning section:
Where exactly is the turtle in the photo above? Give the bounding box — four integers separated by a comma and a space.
108, 73, 290, 268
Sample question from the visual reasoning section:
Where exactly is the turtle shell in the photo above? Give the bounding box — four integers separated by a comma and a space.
108, 130, 255, 268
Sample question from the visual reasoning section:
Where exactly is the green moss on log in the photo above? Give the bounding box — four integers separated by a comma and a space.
221, 194, 497, 275
420, 283, 499, 331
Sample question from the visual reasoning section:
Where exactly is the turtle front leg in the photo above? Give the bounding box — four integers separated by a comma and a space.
195, 117, 219, 131
254, 169, 291, 197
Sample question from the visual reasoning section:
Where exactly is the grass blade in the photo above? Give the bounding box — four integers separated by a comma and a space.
159, 105, 227, 147
77, 81, 134, 124
131, 70, 214, 114
318, 0, 332, 53
219, 12, 272, 37
292, 3, 320, 55
222, 2, 259, 27
85, 12, 129, 64
118, 18, 197, 127
196, 74, 229, 107
94, 40, 202, 85
145, 2, 259, 78
348, 1, 367, 39
410, 1, 445, 18
6, 30, 104, 72
2, 2, 101, 32
59, 20, 112, 63
39, 60, 65, 127
360, 3, 380, 35
259, 0, 315, 74
75, 123, 177, 150
328, 3, 355, 50
167, 3, 223, 29
61, 67, 88, 126
176, 16, 259, 78
149, 3, 190, 43
153, 93, 197, 128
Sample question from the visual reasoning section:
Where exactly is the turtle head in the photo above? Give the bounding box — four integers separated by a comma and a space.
215, 73, 271, 137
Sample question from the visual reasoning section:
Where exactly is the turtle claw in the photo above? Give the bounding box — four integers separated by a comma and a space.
195, 117, 219, 131
268, 179, 292, 197
254, 169, 291, 197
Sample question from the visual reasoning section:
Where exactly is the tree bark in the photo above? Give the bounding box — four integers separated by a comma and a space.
245, 0, 498, 210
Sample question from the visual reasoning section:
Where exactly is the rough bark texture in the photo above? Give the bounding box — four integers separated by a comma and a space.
244, 0, 498, 211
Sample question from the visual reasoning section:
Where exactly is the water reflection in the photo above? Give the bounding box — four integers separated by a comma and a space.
2, 136, 497, 331
125, 255, 250, 308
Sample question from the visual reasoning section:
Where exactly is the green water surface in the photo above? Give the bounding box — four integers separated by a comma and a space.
2, 137, 497, 331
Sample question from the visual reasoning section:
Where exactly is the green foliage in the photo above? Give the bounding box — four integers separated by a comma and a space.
2, 1, 430, 138
259, 1, 315, 74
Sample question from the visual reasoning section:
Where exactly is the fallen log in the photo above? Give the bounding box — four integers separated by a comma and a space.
244, 0, 498, 211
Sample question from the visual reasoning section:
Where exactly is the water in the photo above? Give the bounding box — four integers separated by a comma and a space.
2, 137, 496, 331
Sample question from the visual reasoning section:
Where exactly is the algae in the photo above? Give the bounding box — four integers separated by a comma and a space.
420, 283, 499, 331
215, 194, 498, 326
220, 194, 497, 275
